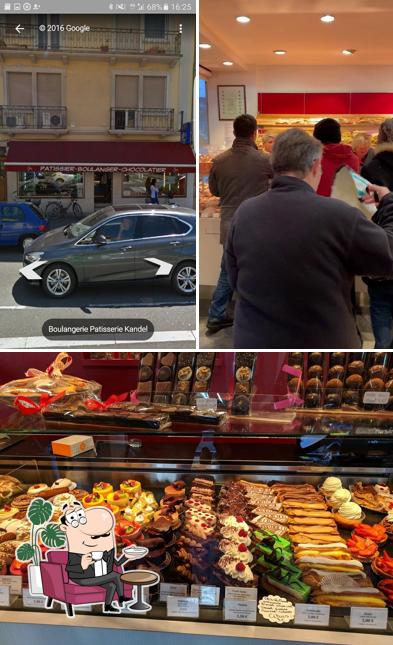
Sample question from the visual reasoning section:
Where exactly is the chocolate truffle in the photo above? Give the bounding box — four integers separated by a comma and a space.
345, 374, 363, 389
326, 378, 343, 390
328, 365, 345, 379
324, 393, 341, 408
305, 392, 321, 408
369, 365, 388, 379
308, 352, 323, 365
139, 365, 153, 382
194, 381, 207, 392
288, 352, 303, 365
178, 366, 193, 381
308, 365, 323, 379
176, 380, 191, 393
306, 378, 322, 390
342, 390, 360, 405
157, 366, 172, 381
288, 377, 303, 393
330, 352, 346, 366
137, 381, 152, 392
155, 381, 172, 393
232, 395, 250, 415
347, 360, 364, 375
374, 352, 388, 365
364, 378, 385, 391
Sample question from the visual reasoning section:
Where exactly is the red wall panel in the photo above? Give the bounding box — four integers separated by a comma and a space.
305, 93, 351, 114
259, 93, 305, 114
350, 93, 393, 114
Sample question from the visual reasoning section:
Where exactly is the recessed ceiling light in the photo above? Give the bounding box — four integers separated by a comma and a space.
320, 14, 335, 23
236, 16, 250, 23
342, 48, 356, 55
199, 43, 211, 49
273, 50, 287, 55
223, 61, 234, 66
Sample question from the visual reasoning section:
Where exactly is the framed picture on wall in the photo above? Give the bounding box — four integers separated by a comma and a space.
217, 85, 247, 121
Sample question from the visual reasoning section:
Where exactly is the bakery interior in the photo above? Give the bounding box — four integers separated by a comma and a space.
1, 351, 393, 645
199, 0, 393, 348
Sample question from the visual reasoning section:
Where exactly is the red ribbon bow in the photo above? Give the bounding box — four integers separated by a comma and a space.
84, 391, 129, 411
14, 391, 67, 415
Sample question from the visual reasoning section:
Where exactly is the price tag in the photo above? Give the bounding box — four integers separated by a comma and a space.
224, 599, 257, 623
160, 583, 187, 602
22, 588, 47, 609
167, 596, 199, 619
0, 575, 22, 595
350, 607, 388, 630
191, 585, 220, 606
363, 391, 389, 405
196, 397, 218, 412
0, 585, 10, 607
225, 586, 258, 602
295, 603, 330, 626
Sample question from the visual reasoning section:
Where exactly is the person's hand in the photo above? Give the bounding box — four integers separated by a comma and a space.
81, 554, 93, 570
363, 183, 391, 203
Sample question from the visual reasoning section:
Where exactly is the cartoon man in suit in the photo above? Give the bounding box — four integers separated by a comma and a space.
59, 501, 138, 614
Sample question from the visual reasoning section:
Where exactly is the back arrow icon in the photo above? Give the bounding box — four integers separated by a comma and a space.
15, 25, 25, 34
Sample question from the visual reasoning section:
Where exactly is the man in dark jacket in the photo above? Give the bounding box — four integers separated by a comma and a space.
206, 114, 272, 333
313, 118, 359, 196
225, 128, 393, 349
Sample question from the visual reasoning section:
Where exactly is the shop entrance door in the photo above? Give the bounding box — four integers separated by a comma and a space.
94, 172, 112, 206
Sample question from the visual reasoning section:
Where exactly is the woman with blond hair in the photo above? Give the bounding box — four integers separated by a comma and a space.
362, 119, 393, 189
352, 132, 374, 168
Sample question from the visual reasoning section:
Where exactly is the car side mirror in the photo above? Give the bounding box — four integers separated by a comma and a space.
94, 233, 107, 245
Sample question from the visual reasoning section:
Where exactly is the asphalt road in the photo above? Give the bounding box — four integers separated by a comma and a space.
0, 247, 196, 349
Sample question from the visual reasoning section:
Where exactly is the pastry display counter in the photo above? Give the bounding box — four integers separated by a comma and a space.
0, 419, 393, 643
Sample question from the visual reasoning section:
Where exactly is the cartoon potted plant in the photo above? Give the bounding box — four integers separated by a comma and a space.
16, 498, 66, 595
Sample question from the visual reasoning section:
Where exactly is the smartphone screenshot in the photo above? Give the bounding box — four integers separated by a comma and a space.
0, 0, 196, 349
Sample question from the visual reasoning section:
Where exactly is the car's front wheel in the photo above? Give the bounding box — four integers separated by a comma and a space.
172, 261, 196, 296
42, 263, 76, 298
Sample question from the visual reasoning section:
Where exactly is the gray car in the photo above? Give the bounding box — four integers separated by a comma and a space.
21, 205, 196, 298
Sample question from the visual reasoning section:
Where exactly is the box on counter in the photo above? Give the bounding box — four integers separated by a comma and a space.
51, 435, 95, 457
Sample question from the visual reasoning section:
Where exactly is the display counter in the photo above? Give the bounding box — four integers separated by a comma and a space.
0, 415, 393, 642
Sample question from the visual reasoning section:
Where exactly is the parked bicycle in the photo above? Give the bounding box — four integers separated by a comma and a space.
45, 197, 82, 219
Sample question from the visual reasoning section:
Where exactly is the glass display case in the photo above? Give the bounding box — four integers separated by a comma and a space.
0, 414, 393, 641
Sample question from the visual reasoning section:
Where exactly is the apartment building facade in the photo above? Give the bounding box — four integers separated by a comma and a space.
0, 13, 196, 212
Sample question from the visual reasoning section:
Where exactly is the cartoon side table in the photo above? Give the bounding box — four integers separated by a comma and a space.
120, 545, 160, 613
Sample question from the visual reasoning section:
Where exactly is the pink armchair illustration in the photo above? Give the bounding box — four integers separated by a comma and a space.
40, 551, 132, 617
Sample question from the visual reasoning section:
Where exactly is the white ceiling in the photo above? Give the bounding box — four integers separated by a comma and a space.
200, 0, 393, 70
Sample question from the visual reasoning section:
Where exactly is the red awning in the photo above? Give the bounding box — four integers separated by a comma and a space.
5, 140, 196, 173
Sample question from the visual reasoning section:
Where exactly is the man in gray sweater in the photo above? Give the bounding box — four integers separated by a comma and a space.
206, 114, 272, 333
225, 128, 393, 348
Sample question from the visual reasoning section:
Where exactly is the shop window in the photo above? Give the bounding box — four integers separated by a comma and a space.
1, 205, 25, 222
122, 172, 187, 198
134, 215, 180, 239
17, 171, 84, 198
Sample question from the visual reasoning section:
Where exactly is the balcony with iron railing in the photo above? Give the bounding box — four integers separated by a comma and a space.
0, 25, 182, 57
0, 106, 67, 130
110, 108, 175, 133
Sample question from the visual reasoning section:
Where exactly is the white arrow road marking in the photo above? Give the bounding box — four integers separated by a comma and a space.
144, 257, 173, 276
19, 260, 47, 281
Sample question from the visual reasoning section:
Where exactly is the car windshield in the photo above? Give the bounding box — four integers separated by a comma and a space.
67, 206, 116, 238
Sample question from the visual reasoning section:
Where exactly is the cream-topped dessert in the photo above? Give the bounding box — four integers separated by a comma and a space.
321, 477, 342, 496
217, 555, 254, 583
330, 488, 352, 508
337, 501, 362, 520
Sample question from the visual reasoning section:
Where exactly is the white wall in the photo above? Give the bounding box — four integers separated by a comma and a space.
206, 65, 393, 151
